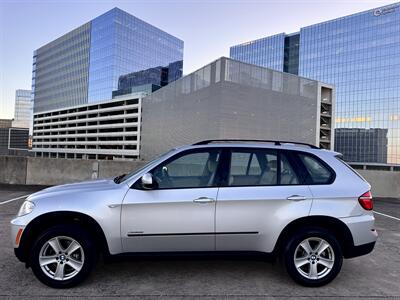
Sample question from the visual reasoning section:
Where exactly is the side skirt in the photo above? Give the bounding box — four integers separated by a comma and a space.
105, 251, 276, 263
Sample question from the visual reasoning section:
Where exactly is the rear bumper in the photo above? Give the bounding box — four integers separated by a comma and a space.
340, 213, 377, 258
344, 241, 376, 259
340, 214, 378, 246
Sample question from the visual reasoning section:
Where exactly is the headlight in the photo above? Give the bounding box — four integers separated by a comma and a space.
17, 201, 35, 217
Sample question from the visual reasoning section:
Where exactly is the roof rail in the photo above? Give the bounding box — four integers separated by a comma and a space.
192, 139, 319, 149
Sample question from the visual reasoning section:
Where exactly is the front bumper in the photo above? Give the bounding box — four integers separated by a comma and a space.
10, 221, 25, 249
11, 218, 28, 262
14, 247, 27, 263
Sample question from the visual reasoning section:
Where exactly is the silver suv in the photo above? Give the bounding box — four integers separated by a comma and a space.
11, 140, 377, 288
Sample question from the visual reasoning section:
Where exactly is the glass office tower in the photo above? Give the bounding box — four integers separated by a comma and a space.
230, 2, 400, 164
32, 7, 184, 113
230, 33, 286, 72
12, 90, 32, 128
32, 24, 91, 113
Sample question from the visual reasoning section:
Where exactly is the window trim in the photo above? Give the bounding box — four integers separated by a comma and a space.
132, 147, 336, 190
219, 148, 336, 188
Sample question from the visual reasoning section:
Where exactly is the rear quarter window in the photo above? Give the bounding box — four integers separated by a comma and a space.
298, 153, 335, 184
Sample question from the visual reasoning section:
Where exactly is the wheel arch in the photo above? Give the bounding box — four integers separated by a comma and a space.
273, 215, 355, 258
17, 211, 110, 264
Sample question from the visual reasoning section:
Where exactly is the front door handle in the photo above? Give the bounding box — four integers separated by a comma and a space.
193, 197, 215, 203
287, 195, 307, 201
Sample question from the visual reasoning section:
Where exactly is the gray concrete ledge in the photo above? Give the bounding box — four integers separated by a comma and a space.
0, 156, 146, 186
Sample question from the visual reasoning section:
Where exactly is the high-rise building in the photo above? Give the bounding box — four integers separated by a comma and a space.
0, 128, 30, 156
230, 2, 400, 164
335, 128, 388, 163
230, 33, 286, 72
32, 7, 184, 113
0, 119, 13, 128
12, 89, 32, 128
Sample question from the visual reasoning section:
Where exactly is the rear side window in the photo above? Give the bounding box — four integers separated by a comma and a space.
229, 150, 277, 186
298, 153, 334, 184
227, 149, 301, 186
280, 153, 299, 185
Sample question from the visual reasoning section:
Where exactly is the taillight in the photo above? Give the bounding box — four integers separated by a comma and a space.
358, 191, 373, 210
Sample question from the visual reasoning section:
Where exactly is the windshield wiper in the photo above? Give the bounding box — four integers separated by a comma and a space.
113, 174, 126, 184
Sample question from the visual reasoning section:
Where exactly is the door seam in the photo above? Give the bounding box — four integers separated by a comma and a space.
214, 187, 220, 251
307, 185, 315, 216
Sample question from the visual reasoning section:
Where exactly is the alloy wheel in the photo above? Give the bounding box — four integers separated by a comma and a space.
293, 237, 335, 280
39, 236, 85, 281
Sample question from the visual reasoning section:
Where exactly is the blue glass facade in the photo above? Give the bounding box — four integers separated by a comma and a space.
33, 8, 183, 112
299, 4, 400, 164
87, 8, 183, 102
230, 33, 285, 71
230, 3, 400, 164
33, 23, 91, 113
112, 61, 183, 97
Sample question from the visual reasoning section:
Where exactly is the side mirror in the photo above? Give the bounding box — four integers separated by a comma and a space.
141, 173, 154, 189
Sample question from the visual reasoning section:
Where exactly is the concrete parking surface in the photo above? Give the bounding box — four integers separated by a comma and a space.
0, 184, 399, 299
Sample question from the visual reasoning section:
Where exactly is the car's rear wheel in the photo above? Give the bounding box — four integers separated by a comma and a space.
283, 228, 343, 287
29, 224, 96, 288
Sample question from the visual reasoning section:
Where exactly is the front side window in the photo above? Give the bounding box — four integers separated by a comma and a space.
298, 153, 333, 184
151, 149, 221, 189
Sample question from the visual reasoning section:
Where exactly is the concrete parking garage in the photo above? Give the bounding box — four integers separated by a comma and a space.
0, 184, 399, 299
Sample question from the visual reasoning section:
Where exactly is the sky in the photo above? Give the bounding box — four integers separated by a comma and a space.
0, 0, 396, 119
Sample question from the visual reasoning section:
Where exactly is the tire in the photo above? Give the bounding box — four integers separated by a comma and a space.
29, 224, 97, 288
283, 227, 343, 287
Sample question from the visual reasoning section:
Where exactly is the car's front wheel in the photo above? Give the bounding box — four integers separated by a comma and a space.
283, 228, 343, 287
29, 224, 96, 288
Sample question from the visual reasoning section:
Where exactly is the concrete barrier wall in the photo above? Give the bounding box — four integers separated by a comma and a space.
0, 156, 27, 185
0, 155, 399, 198
26, 157, 95, 185
0, 156, 148, 186
357, 169, 400, 198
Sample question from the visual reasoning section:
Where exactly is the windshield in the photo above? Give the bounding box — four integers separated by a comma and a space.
118, 148, 177, 183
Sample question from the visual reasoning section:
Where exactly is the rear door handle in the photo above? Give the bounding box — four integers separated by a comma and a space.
193, 197, 215, 203
287, 195, 307, 201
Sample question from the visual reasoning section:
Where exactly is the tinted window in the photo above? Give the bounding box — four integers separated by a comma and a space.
230, 152, 252, 175
230, 152, 262, 176
280, 153, 299, 185
248, 154, 262, 175
151, 149, 220, 189
228, 150, 278, 186
298, 154, 333, 184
